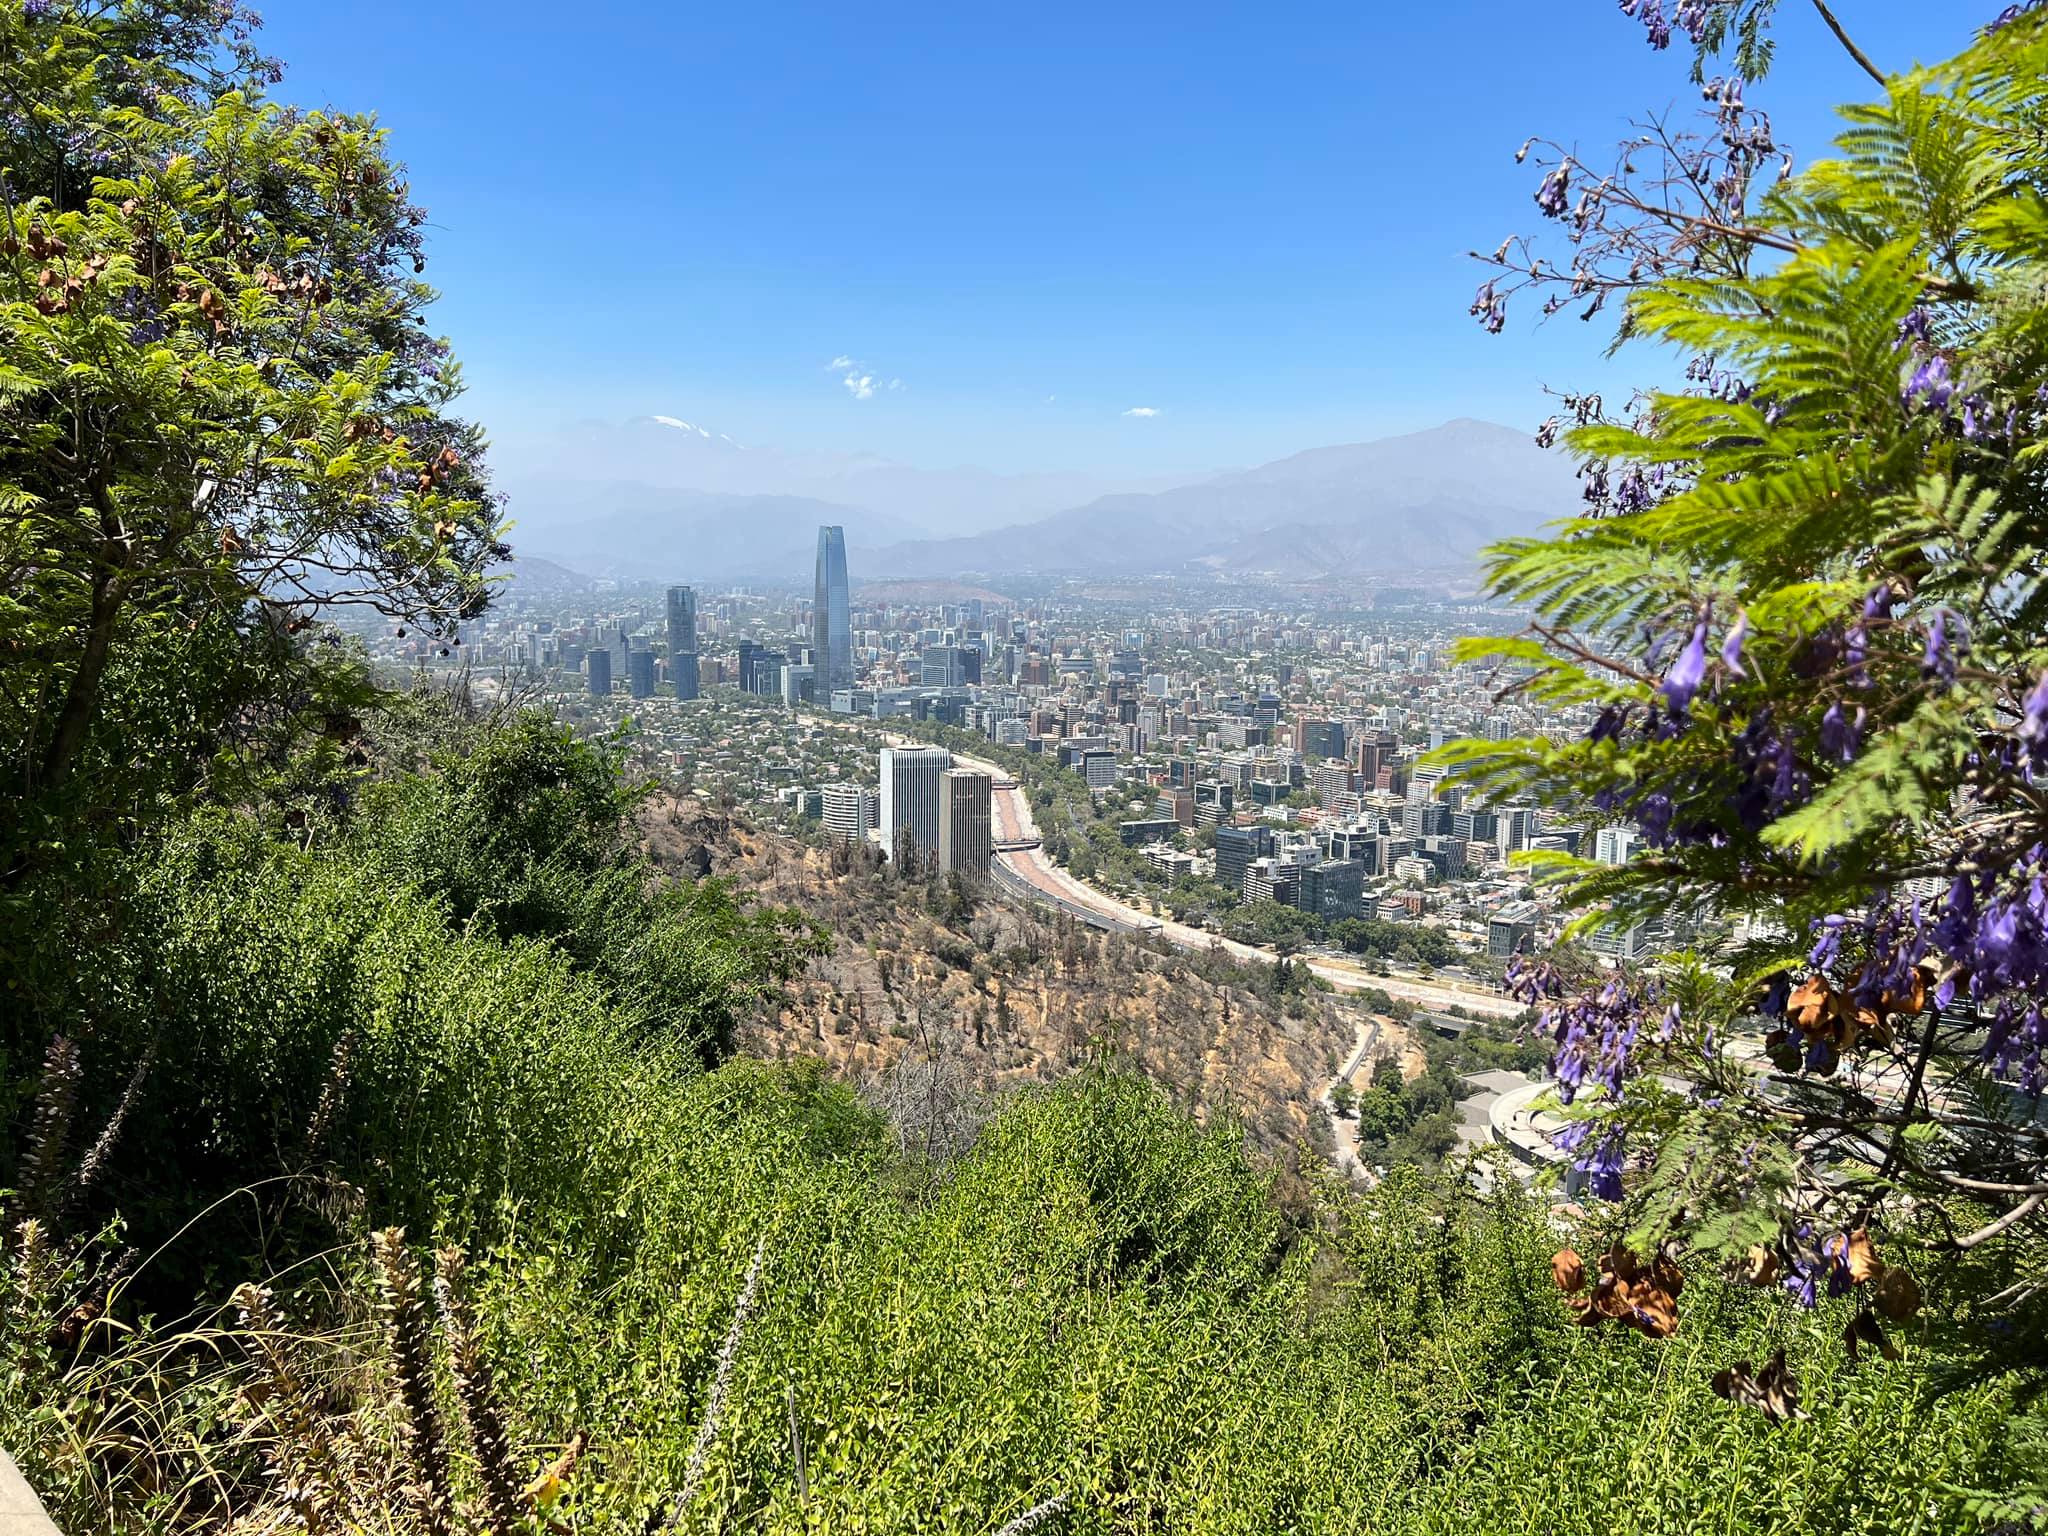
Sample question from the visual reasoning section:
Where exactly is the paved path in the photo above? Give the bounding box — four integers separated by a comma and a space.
1318, 1014, 1383, 1184
0, 1454, 58, 1536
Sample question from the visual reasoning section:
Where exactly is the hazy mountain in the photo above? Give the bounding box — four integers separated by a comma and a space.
493, 416, 1198, 539
505, 481, 921, 584
867, 420, 1577, 580
499, 554, 601, 596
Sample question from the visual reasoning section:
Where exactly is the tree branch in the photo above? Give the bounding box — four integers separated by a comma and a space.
1810, 0, 1888, 87
1954, 1191, 2046, 1251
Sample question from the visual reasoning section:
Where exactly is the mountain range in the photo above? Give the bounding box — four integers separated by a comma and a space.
498, 417, 1575, 587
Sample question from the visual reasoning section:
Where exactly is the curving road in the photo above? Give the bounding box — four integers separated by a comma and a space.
804, 711, 1522, 1020
949, 744, 1524, 1021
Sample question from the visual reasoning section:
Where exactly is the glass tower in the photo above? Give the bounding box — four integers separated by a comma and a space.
812, 526, 852, 694
665, 585, 699, 700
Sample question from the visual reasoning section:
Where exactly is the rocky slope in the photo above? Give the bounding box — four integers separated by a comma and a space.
638, 797, 1408, 1166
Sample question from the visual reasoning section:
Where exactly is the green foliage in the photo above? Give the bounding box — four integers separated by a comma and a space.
349, 707, 826, 1062
1331, 917, 1463, 967
1445, 7, 2048, 1397
0, 0, 503, 908
5, 7, 2047, 1533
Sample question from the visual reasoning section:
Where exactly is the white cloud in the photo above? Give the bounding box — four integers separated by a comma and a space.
1122, 406, 1161, 418
828, 354, 893, 401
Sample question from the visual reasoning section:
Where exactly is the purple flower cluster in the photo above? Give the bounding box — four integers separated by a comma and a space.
1558, 1122, 1629, 1201
2019, 672, 2048, 777
1774, 1225, 1858, 1308
1619, 0, 1674, 50
1809, 835, 2048, 1093
1470, 279, 1508, 335
1508, 957, 1670, 1200
1903, 353, 1955, 413
1920, 610, 1962, 685
1618, 0, 1732, 52
1659, 617, 1711, 714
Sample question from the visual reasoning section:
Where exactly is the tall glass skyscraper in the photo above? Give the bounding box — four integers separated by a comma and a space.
665, 585, 699, 700
812, 525, 852, 694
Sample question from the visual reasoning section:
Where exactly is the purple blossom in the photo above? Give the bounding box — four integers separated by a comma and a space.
1819, 702, 1863, 762
1903, 353, 1955, 412
2020, 673, 2048, 778
1659, 618, 1710, 714
1535, 167, 1571, 218
1720, 611, 1750, 678
1637, 791, 1675, 846
1781, 1229, 1824, 1308
1922, 611, 1960, 685
1577, 1130, 1627, 1201
1470, 281, 1508, 334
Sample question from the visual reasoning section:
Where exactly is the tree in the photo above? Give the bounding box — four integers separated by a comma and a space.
2, 1, 502, 895
1451, 8, 2048, 1319
1353, 1085, 1408, 1146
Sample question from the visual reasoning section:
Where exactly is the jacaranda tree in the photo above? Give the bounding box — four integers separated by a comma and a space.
1452, 3, 2048, 1358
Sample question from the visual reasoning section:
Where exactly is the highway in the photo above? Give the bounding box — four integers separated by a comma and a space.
801, 711, 1523, 1020
949, 744, 1525, 1021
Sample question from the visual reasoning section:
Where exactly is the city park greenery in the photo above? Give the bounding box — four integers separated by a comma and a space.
0, 1, 2044, 1532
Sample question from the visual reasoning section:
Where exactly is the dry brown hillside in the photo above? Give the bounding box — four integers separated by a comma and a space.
638, 795, 1395, 1167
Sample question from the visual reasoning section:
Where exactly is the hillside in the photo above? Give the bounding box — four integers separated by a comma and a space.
639, 796, 1387, 1164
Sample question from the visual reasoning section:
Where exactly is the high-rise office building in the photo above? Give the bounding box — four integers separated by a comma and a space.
1594, 826, 1639, 866
920, 645, 980, 687
821, 783, 878, 845
626, 647, 656, 699
1303, 720, 1347, 761
879, 746, 950, 864
586, 648, 612, 697
937, 769, 993, 874
1214, 823, 1275, 896
812, 526, 853, 694
666, 586, 700, 701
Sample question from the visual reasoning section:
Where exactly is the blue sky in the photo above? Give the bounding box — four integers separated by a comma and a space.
260, 1, 1968, 478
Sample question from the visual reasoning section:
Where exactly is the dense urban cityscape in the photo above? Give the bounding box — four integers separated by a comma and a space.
368, 525, 1691, 976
